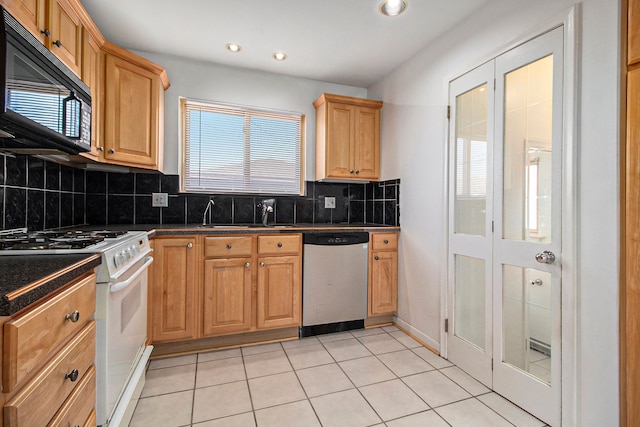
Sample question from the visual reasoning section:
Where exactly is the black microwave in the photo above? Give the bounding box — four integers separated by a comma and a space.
0, 7, 91, 155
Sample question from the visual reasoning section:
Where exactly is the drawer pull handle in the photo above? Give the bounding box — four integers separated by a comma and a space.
375, 256, 380, 261
65, 369, 79, 382
187, 242, 193, 248
384, 239, 389, 244
226, 244, 232, 250
65, 310, 80, 323
260, 262, 265, 267
277, 242, 283, 248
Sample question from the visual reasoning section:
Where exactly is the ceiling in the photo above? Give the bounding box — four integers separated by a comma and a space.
80, 0, 488, 88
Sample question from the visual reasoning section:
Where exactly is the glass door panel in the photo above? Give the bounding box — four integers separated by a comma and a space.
503, 55, 554, 244
454, 255, 486, 349
502, 264, 551, 384
455, 84, 488, 236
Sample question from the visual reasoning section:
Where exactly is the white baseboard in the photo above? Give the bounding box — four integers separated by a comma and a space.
394, 315, 441, 353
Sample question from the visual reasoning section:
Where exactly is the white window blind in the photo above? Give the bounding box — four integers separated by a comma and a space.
181, 98, 304, 195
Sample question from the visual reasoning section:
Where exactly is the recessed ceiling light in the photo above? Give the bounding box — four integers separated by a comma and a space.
226, 43, 242, 53
379, 0, 408, 16
273, 51, 288, 61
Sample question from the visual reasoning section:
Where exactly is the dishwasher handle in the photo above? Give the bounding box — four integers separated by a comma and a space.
303, 232, 369, 246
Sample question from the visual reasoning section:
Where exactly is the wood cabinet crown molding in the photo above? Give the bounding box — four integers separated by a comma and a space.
313, 93, 383, 109
102, 41, 170, 90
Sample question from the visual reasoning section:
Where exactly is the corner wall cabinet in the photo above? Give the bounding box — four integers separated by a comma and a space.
102, 42, 169, 171
314, 93, 383, 181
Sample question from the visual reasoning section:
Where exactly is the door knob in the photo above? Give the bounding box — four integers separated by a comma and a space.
535, 250, 556, 264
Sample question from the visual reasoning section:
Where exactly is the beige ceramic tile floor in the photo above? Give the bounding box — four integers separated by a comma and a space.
129, 326, 547, 427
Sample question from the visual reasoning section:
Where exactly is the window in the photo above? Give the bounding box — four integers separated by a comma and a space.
180, 98, 304, 195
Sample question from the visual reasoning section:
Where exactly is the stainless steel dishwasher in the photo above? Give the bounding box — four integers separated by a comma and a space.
301, 232, 369, 337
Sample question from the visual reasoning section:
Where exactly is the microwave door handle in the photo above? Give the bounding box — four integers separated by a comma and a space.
109, 256, 154, 293
62, 92, 80, 138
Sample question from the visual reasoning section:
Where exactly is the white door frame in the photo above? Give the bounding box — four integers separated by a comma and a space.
441, 6, 578, 426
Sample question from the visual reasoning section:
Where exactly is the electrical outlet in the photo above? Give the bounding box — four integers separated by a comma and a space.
325, 197, 336, 209
152, 192, 168, 207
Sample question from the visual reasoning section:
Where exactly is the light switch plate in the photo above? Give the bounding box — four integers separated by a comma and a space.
152, 192, 169, 207
325, 197, 336, 209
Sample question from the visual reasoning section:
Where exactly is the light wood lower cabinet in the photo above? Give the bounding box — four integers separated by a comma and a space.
150, 234, 302, 345
1, 272, 97, 427
368, 232, 399, 316
202, 257, 253, 336
149, 236, 199, 343
257, 255, 301, 329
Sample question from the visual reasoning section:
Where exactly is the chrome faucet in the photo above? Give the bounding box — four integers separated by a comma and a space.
202, 199, 215, 225
260, 199, 275, 227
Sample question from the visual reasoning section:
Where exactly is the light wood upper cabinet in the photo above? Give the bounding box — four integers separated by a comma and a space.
48, 0, 81, 76
80, 26, 102, 159
149, 237, 199, 343
102, 42, 169, 171
368, 232, 398, 316
314, 93, 383, 181
0, 0, 83, 75
0, 0, 47, 44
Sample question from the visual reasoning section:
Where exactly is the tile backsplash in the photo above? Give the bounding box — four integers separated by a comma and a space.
1, 154, 400, 230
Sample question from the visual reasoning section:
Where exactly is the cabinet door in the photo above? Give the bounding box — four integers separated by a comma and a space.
80, 27, 101, 158
202, 258, 252, 336
49, 0, 82, 76
0, 0, 47, 43
369, 250, 398, 316
104, 53, 161, 169
257, 256, 301, 329
353, 106, 380, 180
150, 238, 198, 342
325, 102, 355, 178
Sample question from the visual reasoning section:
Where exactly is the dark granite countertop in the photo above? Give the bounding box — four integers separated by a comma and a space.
0, 254, 102, 316
74, 223, 399, 237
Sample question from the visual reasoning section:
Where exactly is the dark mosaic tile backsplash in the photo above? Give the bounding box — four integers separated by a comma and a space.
1, 154, 400, 230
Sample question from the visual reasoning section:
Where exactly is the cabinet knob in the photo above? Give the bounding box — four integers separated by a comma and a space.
187, 243, 193, 248
64, 369, 79, 382
374, 256, 379, 261
355, 170, 360, 174
65, 310, 80, 323
52, 39, 62, 48
108, 148, 115, 154
226, 244, 232, 250
260, 262, 265, 267
245, 262, 250, 268
384, 239, 389, 244
97, 147, 104, 152
277, 242, 283, 248
350, 170, 355, 174
40, 28, 50, 37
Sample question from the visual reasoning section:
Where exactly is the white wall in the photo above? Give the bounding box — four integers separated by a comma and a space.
131, 52, 368, 177
368, 0, 620, 425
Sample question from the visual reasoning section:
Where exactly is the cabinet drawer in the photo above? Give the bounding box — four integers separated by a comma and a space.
371, 233, 398, 251
47, 365, 96, 427
205, 236, 253, 258
4, 322, 96, 427
258, 234, 301, 255
3, 273, 96, 392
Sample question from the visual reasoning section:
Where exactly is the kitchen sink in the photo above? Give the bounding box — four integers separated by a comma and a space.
198, 224, 296, 229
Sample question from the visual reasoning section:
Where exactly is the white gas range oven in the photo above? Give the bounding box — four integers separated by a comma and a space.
0, 228, 153, 427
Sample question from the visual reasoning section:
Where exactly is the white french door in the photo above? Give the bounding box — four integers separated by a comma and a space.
447, 27, 563, 426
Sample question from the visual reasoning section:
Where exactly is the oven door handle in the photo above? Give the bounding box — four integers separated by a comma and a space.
109, 256, 154, 293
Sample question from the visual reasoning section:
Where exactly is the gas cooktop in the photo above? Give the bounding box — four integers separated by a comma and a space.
0, 229, 128, 251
